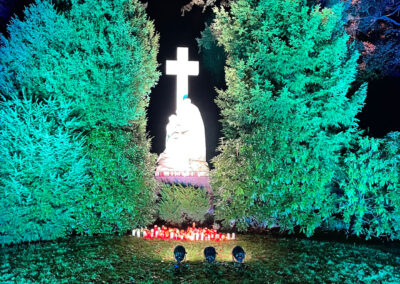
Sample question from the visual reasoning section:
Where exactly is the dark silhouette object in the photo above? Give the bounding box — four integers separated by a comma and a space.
204, 246, 217, 263
232, 246, 245, 263
174, 245, 186, 265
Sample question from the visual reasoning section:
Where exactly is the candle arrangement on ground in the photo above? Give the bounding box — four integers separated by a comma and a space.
131, 224, 235, 241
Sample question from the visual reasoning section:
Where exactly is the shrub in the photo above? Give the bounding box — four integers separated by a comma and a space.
158, 185, 210, 225
0, 94, 89, 245
210, 0, 366, 234
339, 133, 400, 239
65, 0, 160, 234
0, 0, 89, 245
0, 0, 160, 243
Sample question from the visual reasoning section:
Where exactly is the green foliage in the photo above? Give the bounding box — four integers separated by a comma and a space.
66, 0, 160, 234
210, 0, 367, 234
1, 234, 399, 282
77, 126, 157, 234
0, 0, 88, 245
65, 0, 159, 130
196, 24, 225, 84
158, 185, 210, 224
0, 0, 75, 102
0, 93, 89, 245
339, 132, 400, 239
0, 0, 160, 244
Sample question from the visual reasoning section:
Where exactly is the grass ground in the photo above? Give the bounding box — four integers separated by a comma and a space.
1, 233, 399, 283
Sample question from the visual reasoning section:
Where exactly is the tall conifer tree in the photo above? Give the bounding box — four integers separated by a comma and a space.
0, 1, 89, 244
67, 0, 160, 234
0, 0, 160, 243
211, 0, 366, 234
339, 133, 399, 239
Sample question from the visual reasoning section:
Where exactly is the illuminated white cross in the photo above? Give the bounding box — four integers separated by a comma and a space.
166, 47, 199, 111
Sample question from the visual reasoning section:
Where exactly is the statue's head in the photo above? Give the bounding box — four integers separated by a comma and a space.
182, 94, 191, 105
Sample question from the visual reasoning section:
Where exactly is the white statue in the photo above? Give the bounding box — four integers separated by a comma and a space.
156, 95, 209, 173
176, 97, 206, 164
156, 47, 209, 174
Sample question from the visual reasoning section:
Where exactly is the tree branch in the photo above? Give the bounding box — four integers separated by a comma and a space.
377, 15, 400, 26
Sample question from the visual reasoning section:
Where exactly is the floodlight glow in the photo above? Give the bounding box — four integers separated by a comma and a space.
166, 47, 199, 111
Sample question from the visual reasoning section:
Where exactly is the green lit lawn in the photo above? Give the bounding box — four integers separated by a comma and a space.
1, 234, 399, 283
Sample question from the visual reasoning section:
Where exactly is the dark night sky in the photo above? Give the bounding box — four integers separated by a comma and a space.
0, 0, 399, 162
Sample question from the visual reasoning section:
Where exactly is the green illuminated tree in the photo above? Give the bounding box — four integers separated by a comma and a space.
0, 93, 89, 245
338, 133, 400, 239
0, 0, 159, 244
0, 0, 89, 245
67, 0, 160, 234
210, 0, 366, 235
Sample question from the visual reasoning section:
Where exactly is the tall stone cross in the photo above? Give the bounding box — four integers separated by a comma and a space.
166, 47, 199, 111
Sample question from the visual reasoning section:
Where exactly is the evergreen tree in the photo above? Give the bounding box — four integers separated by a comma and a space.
67, 0, 160, 234
338, 133, 400, 239
0, 0, 89, 245
0, 0, 76, 102
210, 0, 366, 234
0, 0, 160, 243
0, 93, 89, 245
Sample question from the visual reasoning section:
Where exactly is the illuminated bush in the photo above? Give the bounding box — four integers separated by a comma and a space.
210, 0, 366, 234
0, 0, 159, 243
0, 94, 89, 245
339, 133, 400, 239
67, 0, 160, 234
158, 184, 210, 224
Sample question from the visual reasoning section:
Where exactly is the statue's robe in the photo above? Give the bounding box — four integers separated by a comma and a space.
156, 99, 209, 173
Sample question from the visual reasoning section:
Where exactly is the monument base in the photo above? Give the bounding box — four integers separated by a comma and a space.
155, 171, 210, 190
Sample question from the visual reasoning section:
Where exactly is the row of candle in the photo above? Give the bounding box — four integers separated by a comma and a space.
131, 225, 235, 241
